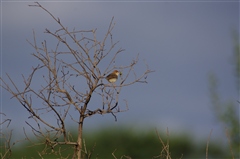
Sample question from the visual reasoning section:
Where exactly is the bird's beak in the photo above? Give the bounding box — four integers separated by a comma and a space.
120, 72, 122, 76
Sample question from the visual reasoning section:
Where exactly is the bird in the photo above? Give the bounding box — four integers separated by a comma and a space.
106, 70, 122, 83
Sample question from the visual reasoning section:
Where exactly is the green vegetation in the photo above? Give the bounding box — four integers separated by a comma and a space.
8, 127, 229, 159
208, 31, 240, 158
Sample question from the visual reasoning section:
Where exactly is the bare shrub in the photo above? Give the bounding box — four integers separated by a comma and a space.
0, 2, 152, 159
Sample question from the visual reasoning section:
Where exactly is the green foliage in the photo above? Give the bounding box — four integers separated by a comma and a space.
208, 31, 240, 158
10, 140, 74, 158
209, 74, 240, 158
82, 128, 226, 159
83, 128, 161, 158
6, 127, 228, 159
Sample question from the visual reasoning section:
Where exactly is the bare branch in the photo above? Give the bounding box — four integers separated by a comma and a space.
1, 2, 153, 158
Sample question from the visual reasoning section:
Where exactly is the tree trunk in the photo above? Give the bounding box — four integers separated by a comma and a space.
77, 115, 84, 159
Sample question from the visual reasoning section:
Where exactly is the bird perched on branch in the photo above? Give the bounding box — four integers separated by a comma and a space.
106, 70, 122, 83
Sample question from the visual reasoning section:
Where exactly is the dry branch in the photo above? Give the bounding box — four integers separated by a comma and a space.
1, 2, 153, 159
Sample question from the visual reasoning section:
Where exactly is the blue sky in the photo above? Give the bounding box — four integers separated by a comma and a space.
1, 1, 239, 144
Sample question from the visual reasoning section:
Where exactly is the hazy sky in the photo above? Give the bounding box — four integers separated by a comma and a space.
1, 1, 239, 144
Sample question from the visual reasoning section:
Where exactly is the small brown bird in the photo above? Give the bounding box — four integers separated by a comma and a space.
106, 70, 122, 83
